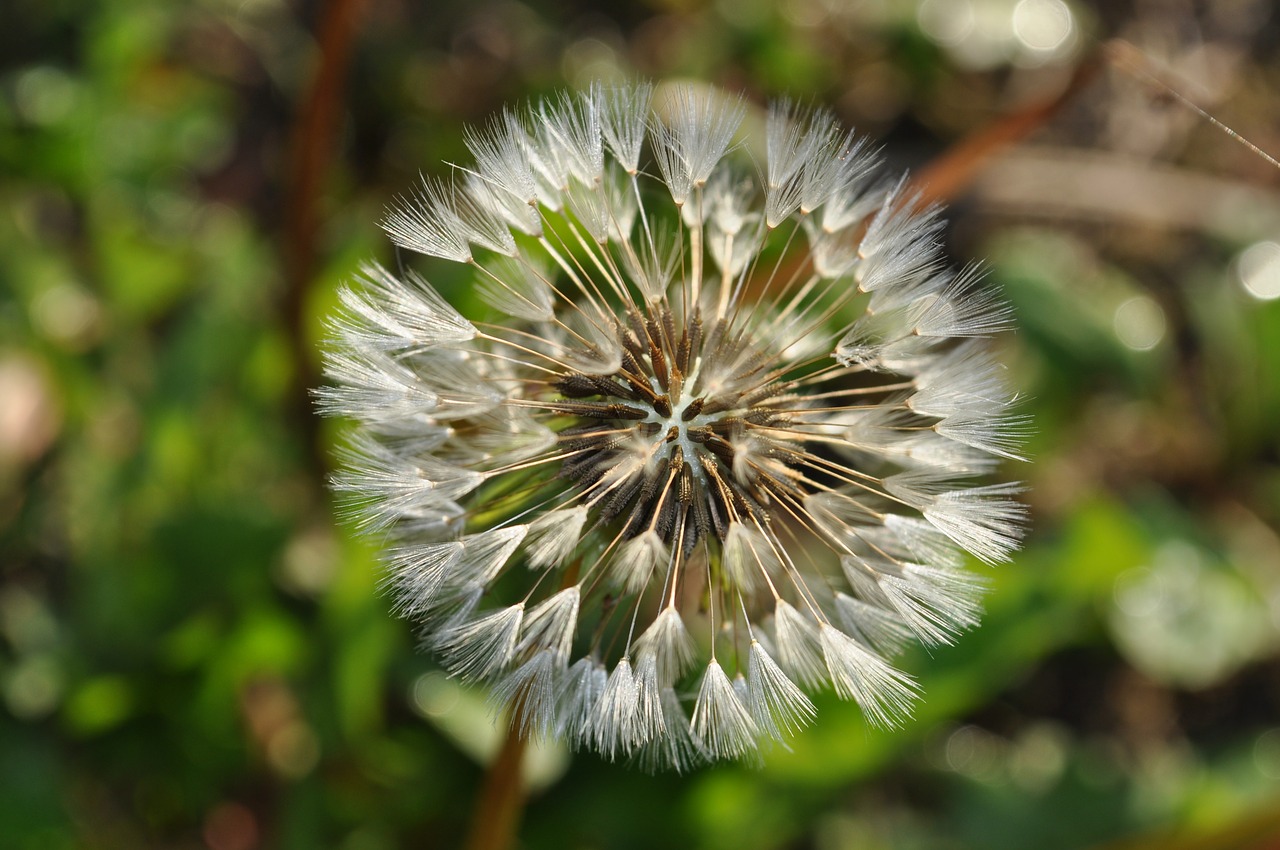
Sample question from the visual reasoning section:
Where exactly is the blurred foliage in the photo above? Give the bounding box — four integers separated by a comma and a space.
2, 0, 1280, 848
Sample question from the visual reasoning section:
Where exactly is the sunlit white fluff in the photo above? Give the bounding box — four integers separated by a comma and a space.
333, 264, 475, 352
524, 507, 589, 569
591, 657, 641, 760
491, 649, 560, 737
634, 606, 697, 683
559, 658, 606, 744
320, 81, 1026, 770
517, 586, 580, 661
434, 603, 524, 681
691, 659, 759, 760
747, 640, 817, 741
595, 80, 651, 174
772, 600, 830, 690
819, 625, 920, 729
652, 84, 745, 205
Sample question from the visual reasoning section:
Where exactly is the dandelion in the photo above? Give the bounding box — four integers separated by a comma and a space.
319, 81, 1027, 769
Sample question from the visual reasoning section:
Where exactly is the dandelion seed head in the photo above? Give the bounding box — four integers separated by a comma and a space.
321, 81, 1027, 769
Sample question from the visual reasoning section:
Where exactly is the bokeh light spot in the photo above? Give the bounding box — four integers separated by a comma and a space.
918, 0, 975, 46
412, 671, 460, 718
1012, 0, 1073, 54
31, 283, 102, 350
1255, 728, 1280, 780
1237, 240, 1280, 301
0, 355, 61, 465
1113, 295, 1166, 351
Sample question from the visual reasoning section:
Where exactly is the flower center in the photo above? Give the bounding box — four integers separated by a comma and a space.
652, 389, 708, 478
551, 306, 802, 550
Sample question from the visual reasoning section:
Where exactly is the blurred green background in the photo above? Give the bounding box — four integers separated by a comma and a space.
3, 0, 1280, 848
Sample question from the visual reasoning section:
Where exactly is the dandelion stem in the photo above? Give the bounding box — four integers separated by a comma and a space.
284, 0, 367, 478
464, 722, 528, 850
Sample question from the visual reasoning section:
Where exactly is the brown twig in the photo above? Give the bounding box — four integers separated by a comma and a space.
908, 48, 1105, 207
464, 726, 529, 850
283, 7, 535, 847
283, 0, 368, 474
910, 37, 1280, 209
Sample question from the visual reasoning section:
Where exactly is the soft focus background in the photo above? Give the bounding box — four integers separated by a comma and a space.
4, 0, 1280, 848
